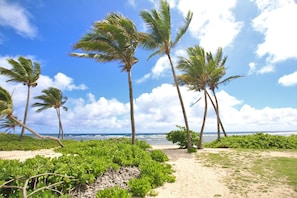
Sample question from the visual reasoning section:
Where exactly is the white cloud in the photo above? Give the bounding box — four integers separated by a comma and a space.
248, 62, 256, 74
252, 0, 297, 63
278, 71, 297, 86
53, 72, 87, 91
257, 65, 275, 74
10, 83, 296, 134
0, 0, 37, 39
177, 0, 243, 52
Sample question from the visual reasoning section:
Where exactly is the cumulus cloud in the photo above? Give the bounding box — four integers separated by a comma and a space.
177, 0, 243, 52
257, 65, 275, 74
278, 71, 297, 86
0, 0, 37, 39
252, 0, 297, 63
11, 83, 297, 134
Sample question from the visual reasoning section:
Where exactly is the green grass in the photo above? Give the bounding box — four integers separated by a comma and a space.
0, 133, 61, 150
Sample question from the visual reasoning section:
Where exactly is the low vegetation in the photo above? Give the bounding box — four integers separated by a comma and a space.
204, 132, 297, 149
166, 125, 199, 148
0, 133, 175, 197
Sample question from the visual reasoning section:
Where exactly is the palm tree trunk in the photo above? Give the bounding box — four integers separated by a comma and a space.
206, 91, 227, 140
128, 70, 136, 145
56, 108, 64, 140
10, 115, 64, 147
198, 89, 208, 149
167, 54, 192, 149
20, 85, 31, 141
211, 90, 227, 138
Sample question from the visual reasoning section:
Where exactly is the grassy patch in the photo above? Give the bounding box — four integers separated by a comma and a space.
0, 133, 60, 150
197, 149, 297, 196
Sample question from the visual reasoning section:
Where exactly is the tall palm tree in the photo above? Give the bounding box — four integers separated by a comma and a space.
0, 86, 63, 147
0, 56, 40, 141
177, 46, 215, 149
32, 87, 68, 140
71, 13, 141, 144
206, 48, 242, 140
0, 117, 20, 133
140, 0, 193, 149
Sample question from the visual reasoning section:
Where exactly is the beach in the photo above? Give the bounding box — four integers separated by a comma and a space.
1, 145, 297, 198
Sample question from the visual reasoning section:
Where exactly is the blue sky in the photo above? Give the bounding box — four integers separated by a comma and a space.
0, 0, 296, 134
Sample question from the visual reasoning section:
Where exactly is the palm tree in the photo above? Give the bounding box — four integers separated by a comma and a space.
71, 13, 141, 144
177, 46, 215, 149
32, 87, 68, 140
0, 56, 40, 141
0, 86, 63, 147
140, 0, 193, 149
206, 48, 242, 140
0, 117, 20, 133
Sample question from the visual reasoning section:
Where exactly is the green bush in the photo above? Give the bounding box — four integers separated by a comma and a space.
96, 187, 131, 198
128, 177, 151, 197
150, 149, 169, 162
204, 133, 297, 149
0, 135, 174, 197
166, 125, 199, 148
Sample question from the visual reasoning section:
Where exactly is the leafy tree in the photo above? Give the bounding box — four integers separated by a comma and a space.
140, 0, 193, 149
71, 13, 141, 144
0, 86, 64, 147
206, 47, 241, 140
0, 56, 40, 141
32, 87, 68, 140
0, 117, 20, 133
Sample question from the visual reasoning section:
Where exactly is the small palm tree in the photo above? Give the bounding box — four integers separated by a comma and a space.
140, 0, 193, 149
0, 56, 40, 141
0, 86, 63, 147
0, 117, 20, 133
71, 13, 141, 144
177, 46, 215, 149
32, 87, 68, 140
206, 48, 242, 140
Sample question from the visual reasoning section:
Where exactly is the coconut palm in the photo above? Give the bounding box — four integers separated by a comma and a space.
206, 47, 242, 140
0, 56, 40, 141
0, 117, 20, 133
140, 0, 193, 149
0, 86, 63, 147
71, 13, 141, 144
32, 87, 68, 140
177, 46, 216, 149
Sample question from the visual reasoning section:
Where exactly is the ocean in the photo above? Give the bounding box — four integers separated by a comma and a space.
57, 131, 297, 145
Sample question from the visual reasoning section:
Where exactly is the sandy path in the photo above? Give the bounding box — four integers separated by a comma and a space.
147, 146, 231, 198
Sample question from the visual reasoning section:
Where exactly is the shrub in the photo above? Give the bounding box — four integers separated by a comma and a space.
96, 187, 132, 198
128, 177, 151, 197
150, 150, 169, 162
166, 125, 199, 148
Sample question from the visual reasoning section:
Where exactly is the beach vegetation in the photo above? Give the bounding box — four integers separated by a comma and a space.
204, 133, 297, 149
32, 87, 68, 140
71, 13, 142, 145
150, 149, 169, 162
166, 125, 199, 148
140, 0, 194, 150
0, 56, 40, 141
0, 136, 174, 197
96, 186, 132, 198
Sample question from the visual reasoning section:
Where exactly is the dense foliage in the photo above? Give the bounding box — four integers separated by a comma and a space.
204, 133, 297, 149
166, 125, 199, 148
0, 135, 175, 197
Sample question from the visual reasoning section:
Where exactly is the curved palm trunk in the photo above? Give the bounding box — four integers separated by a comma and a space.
55, 108, 64, 140
167, 54, 192, 149
198, 89, 208, 149
206, 91, 227, 141
128, 70, 136, 145
20, 85, 31, 141
9, 115, 64, 147
211, 89, 227, 139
